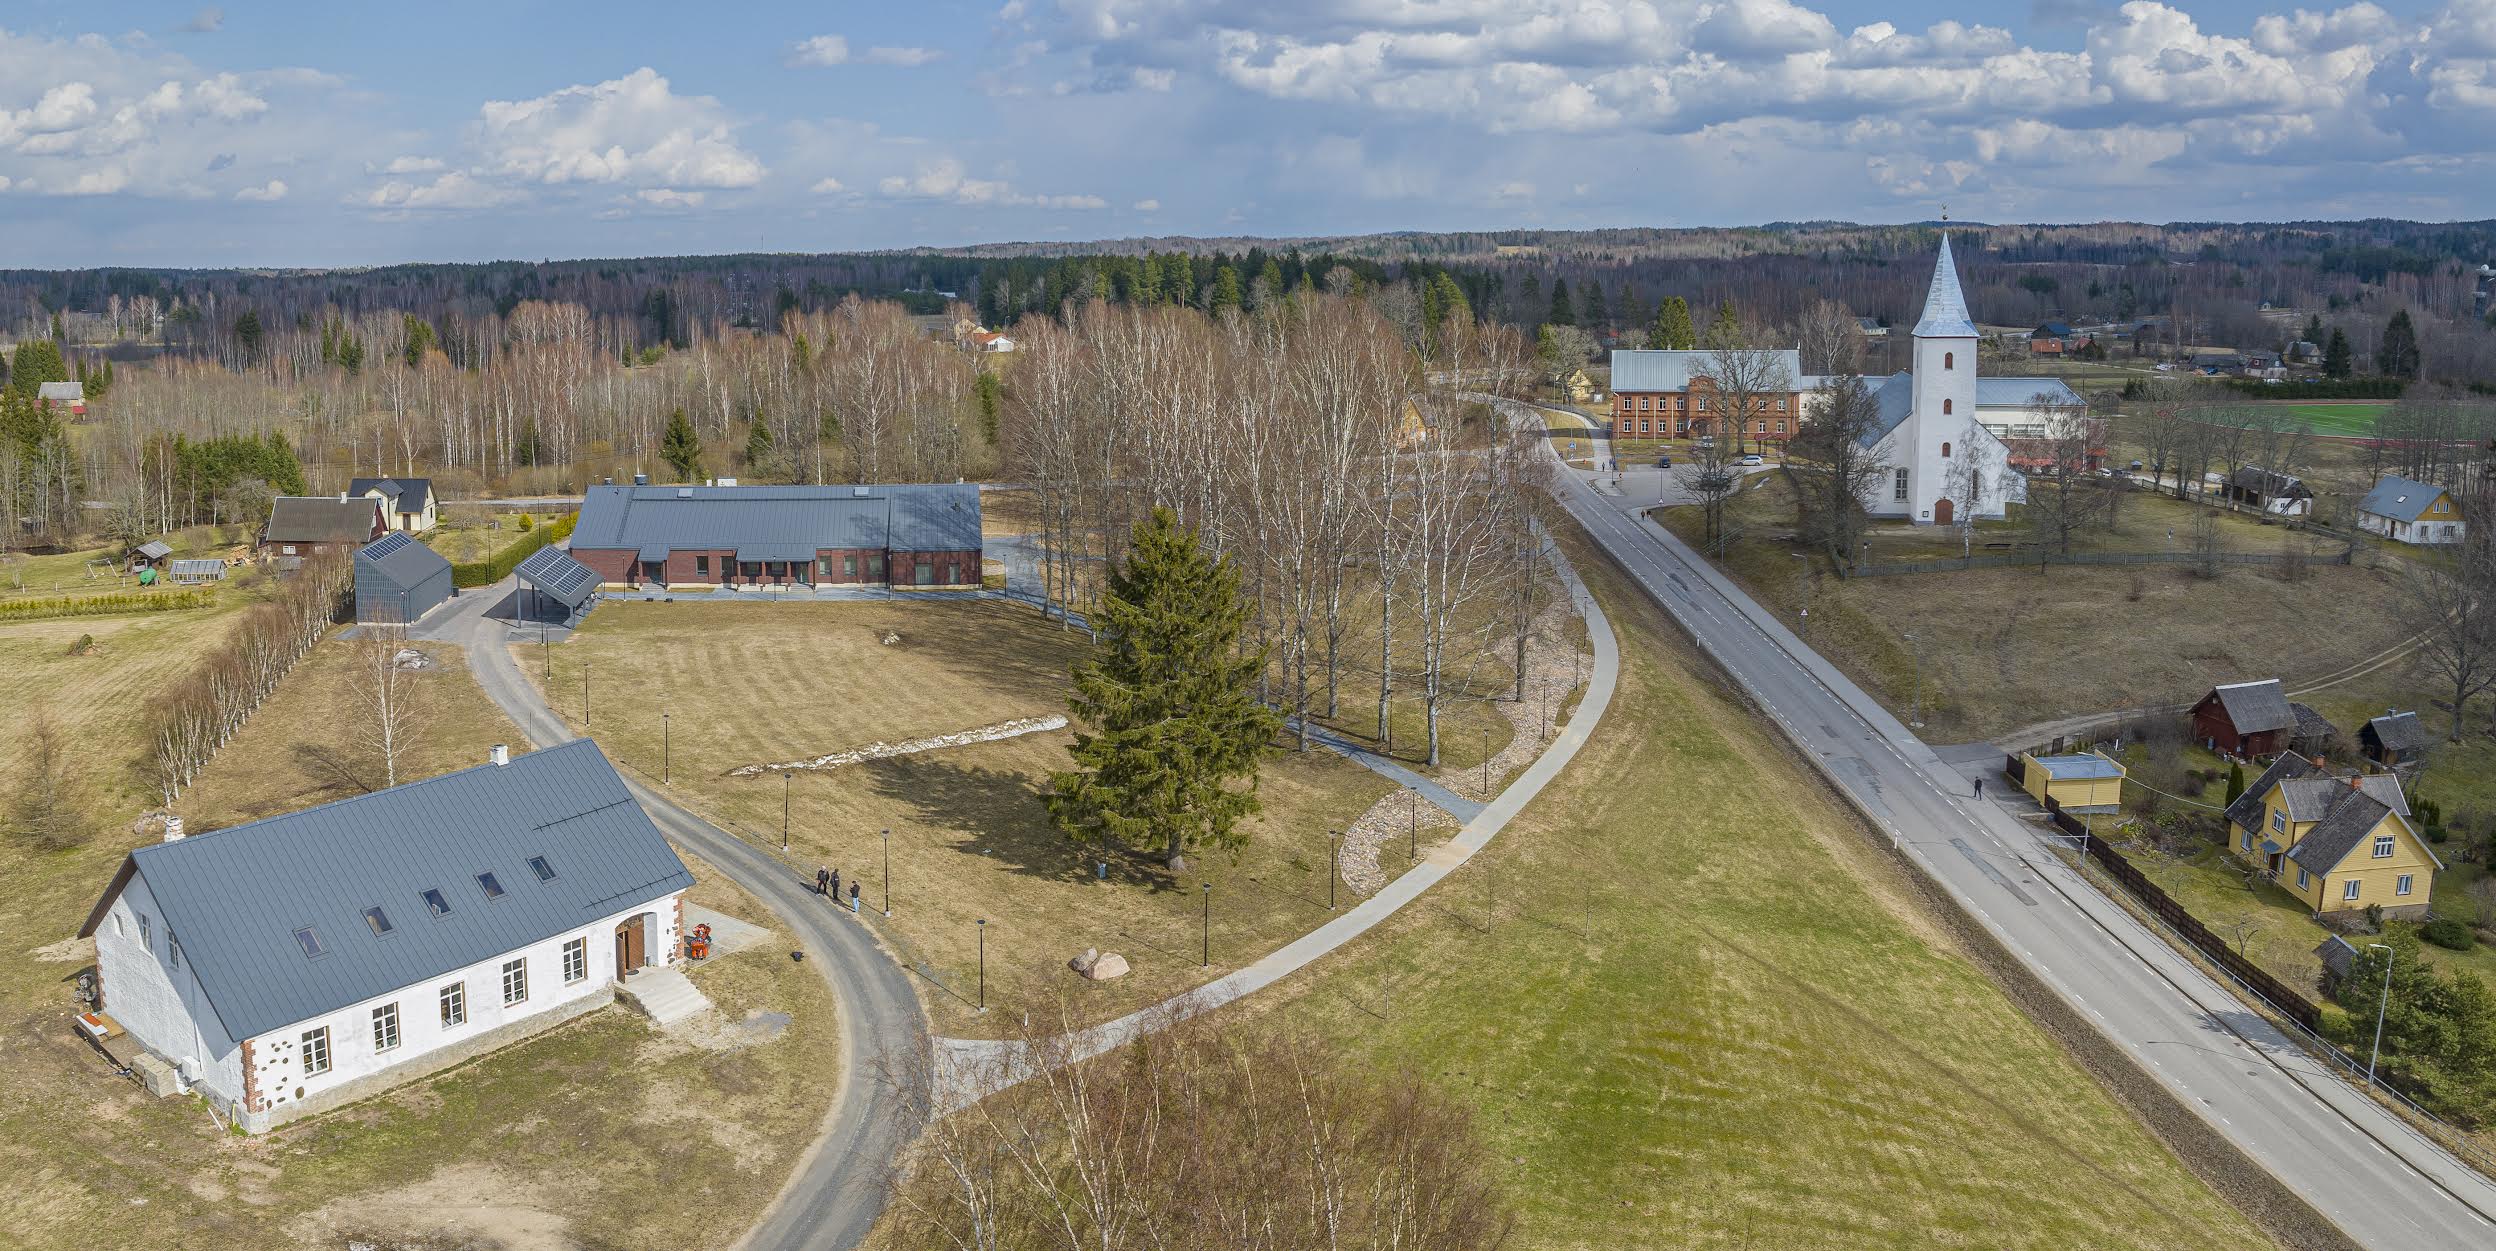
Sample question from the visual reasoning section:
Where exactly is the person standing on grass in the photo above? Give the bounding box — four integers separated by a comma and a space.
816, 866, 830, 896
830, 868, 842, 902
849, 882, 861, 913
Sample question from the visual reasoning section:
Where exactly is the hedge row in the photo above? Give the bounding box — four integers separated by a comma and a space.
0, 588, 218, 621
2220, 377, 2407, 400
449, 512, 578, 588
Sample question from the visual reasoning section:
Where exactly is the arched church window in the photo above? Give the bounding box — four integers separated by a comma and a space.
1942, 442, 1953, 458
1944, 352, 1954, 369
1943, 399, 1953, 415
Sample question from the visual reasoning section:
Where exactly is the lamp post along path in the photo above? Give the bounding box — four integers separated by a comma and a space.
2367, 942, 2395, 1085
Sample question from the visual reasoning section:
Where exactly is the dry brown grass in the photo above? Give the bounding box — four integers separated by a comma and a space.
518, 597, 1404, 1037
1665, 477, 2416, 742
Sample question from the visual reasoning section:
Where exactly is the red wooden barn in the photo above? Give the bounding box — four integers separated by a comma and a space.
2190, 679, 2298, 758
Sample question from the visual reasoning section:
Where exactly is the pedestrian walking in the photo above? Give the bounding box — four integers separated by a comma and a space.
1974, 777, 1984, 799
830, 868, 842, 901
848, 882, 861, 913
815, 866, 830, 896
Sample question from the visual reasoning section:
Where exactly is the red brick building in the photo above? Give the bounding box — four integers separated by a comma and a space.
1608, 348, 1811, 445
568, 483, 982, 590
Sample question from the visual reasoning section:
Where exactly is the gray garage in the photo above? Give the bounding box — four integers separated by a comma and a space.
354, 532, 454, 625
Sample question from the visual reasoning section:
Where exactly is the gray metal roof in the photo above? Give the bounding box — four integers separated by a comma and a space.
1608, 349, 1800, 394
2231, 465, 2311, 499
355, 530, 452, 595
82, 739, 691, 1042
515, 546, 599, 608
350, 477, 435, 513
1974, 377, 2084, 409
1913, 236, 1980, 339
2224, 751, 2318, 833
169, 559, 226, 580
2210, 679, 2297, 735
135, 540, 173, 560
571, 483, 981, 559
266, 496, 381, 545
2365, 711, 2429, 755
2357, 475, 2448, 524
2286, 782, 2396, 875
2033, 753, 2124, 780
37, 380, 82, 401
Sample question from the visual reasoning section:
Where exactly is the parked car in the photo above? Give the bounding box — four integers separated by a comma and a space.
1655, 455, 1672, 468
1737, 453, 1766, 467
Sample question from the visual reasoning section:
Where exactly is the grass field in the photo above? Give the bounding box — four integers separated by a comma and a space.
518, 597, 1439, 1038
1218, 519, 2272, 1250
2203, 401, 2393, 438
0, 607, 845, 1249
1658, 476, 2415, 742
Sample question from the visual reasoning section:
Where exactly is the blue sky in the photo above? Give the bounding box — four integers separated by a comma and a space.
3, 1, 2493, 266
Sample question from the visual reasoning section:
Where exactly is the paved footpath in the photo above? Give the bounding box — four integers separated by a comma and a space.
423, 582, 927, 1251
927, 534, 1622, 1112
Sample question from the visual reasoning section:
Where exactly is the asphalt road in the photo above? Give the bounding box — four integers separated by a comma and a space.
422, 581, 928, 1251
1504, 399, 2496, 1250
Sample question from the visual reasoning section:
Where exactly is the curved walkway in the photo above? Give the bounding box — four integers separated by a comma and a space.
928, 532, 1621, 1112
423, 581, 928, 1251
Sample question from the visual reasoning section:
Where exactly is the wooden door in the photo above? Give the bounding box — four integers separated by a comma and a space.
1933, 497, 1954, 527
616, 919, 643, 979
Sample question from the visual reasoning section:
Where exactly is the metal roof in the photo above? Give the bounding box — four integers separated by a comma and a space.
570, 483, 982, 559
2033, 753, 2124, 780
2209, 679, 2297, 735
349, 477, 435, 513
1608, 349, 1800, 394
37, 380, 83, 401
81, 740, 692, 1042
2357, 474, 2448, 524
2365, 711, 2429, 755
355, 530, 452, 595
135, 540, 173, 560
266, 496, 381, 545
1913, 236, 1980, 339
515, 546, 599, 608
169, 559, 226, 580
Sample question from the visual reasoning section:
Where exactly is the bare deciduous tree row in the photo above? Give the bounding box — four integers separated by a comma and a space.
148, 555, 350, 805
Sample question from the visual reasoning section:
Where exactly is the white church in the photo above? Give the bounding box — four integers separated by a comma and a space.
1854, 236, 2083, 526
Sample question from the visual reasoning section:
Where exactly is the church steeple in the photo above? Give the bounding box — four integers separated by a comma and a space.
1913, 234, 1978, 340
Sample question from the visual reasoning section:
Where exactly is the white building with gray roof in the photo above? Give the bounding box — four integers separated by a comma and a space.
78, 740, 693, 1132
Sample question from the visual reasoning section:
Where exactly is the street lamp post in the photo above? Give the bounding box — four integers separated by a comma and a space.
1408, 787, 1419, 863
582, 660, 591, 727
781, 771, 792, 853
1480, 727, 1491, 796
1200, 883, 1211, 967
662, 711, 670, 784
1792, 552, 1811, 639
2367, 942, 2395, 1085
976, 918, 988, 1013
880, 828, 892, 916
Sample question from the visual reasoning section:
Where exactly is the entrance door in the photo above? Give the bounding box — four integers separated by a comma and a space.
1933, 497, 1954, 527
2266, 851, 2283, 877
615, 917, 644, 980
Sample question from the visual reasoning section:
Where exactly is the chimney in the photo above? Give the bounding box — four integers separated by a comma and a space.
161, 816, 185, 843
339, 490, 349, 502
490, 744, 510, 767
634, 473, 649, 486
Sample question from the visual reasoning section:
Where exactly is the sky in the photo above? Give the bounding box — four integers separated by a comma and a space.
4, 0, 2496, 267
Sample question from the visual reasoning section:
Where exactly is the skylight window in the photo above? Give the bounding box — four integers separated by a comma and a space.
422, 888, 452, 918
477, 871, 505, 900
293, 926, 326, 959
363, 906, 394, 938
527, 855, 557, 883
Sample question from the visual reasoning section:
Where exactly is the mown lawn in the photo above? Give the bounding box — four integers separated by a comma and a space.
519, 597, 1418, 1039
1220, 518, 2272, 1249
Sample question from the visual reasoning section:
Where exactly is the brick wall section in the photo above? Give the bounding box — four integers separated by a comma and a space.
240, 1038, 262, 1113
574, 546, 982, 589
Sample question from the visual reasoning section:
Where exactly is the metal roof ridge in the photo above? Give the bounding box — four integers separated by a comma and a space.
141, 740, 607, 856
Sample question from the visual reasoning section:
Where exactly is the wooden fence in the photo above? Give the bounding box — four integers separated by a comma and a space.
2020, 778, 2326, 1033
1846, 544, 2351, 579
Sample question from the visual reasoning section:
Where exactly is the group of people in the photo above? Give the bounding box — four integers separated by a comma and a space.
816, 865, 862, 912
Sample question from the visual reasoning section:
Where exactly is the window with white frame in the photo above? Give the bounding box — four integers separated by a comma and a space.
440, 982, 466, 1028
1893, 469, 1909, 501
2343, 879, 2362, 901
2296, 867, 2309, 889
2241, 826, 2254, 850
372, 1002, 400, 1052
302, 1026, 332, 1076
563, 936, 588, 984
2397, 874, 2415, 896
502, 957, 528, 1005
138, 912, 152, 951
2373, 835, 2395, 858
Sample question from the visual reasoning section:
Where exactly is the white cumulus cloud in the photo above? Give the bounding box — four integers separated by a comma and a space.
233, 177, 286, 200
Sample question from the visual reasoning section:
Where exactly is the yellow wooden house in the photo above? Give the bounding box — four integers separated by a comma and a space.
2356, 474, 2467, 546
2224, 752, 2439, 919
2017, 751, 2125, 813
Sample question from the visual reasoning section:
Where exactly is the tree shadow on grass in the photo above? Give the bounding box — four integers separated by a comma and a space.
861, 753, 1192, 895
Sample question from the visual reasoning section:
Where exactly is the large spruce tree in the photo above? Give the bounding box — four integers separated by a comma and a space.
660, 408, 703, 481
1047, 508, 1279, 871
2377, 309, 2421, 379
